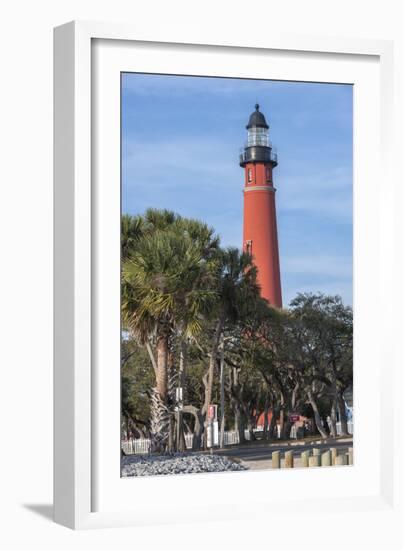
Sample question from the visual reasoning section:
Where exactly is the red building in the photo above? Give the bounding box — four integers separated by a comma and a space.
240, 104, 282, 307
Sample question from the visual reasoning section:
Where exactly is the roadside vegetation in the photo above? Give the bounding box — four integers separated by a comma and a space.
121, 209, 353, 452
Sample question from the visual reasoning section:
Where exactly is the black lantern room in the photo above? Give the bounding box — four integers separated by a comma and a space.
239, 104, 278, 167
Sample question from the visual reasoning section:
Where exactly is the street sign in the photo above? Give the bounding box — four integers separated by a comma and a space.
290, 414, 300, 422
208, 404, 217, 421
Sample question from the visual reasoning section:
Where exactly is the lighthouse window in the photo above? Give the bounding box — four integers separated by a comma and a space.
266, 167, 271, 183
248, 168, 253, 183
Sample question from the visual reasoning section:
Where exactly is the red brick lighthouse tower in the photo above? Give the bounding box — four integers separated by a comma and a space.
240, 104, 282, 307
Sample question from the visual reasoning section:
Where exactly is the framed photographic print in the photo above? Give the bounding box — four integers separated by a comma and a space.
54, 21, 399, 533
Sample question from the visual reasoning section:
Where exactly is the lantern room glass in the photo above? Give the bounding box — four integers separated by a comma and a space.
247, 127, 269, 147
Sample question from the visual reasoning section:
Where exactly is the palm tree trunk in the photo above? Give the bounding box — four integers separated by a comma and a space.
156, 335, 168, 401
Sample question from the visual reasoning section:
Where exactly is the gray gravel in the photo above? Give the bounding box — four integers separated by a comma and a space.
121, 453, 247, 477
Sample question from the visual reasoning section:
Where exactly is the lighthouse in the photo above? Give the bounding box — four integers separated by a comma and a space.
240, 104, 282, 307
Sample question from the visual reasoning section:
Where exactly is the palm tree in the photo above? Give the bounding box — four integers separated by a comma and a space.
121, 214, 144, 261
121, 210, 219, 450
202, 247, 260, 446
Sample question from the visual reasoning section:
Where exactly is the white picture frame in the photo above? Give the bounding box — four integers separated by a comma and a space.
54, 21, 400, 532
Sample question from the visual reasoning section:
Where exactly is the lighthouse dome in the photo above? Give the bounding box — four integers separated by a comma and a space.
246, 104, 269, 129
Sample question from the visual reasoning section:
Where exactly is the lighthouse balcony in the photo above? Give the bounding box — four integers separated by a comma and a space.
239, 146, 278, 167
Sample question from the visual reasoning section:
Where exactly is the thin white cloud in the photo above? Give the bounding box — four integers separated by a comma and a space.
123, 136, 352, 226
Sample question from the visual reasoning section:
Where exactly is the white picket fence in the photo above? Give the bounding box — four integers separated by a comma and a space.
223, 430, 240, 445
122, 429, 243, 455
122, 422, 354, 455
122, 438, 150, 455
122, 427, 299, 454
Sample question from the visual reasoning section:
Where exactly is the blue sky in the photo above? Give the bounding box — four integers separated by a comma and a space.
121, 73, 353, 307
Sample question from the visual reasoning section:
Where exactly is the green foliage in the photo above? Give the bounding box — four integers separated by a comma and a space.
121, 210, 353, 444
121, 339, 154, 437
122, 209, 219, 343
